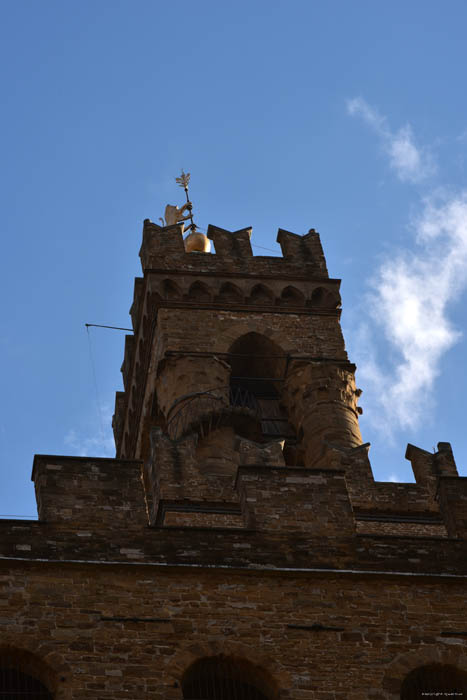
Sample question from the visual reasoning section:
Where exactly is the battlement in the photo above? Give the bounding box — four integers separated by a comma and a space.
1, 438, 464, 576
139, 219, 329, 277
31, 455, 147, 526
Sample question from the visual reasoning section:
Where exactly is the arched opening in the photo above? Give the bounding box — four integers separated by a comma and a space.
400, 663, 467, 698
217, 282, 243, 303
310, 286, 339, 309
0, 669, 53, 698
0, 649, 55, 699
182, 656, 274, 700
228, 333, 294, 442
249, 284, 274, 305
163, 279, 181, 300
188, 281, 211, 302
279, 285, 305, 307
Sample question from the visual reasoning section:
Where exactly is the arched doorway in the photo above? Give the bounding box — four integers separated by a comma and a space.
182, 656, 274, 700
0, 668, 53, 698
0, 648, 55, 699
400, 663, 467, 698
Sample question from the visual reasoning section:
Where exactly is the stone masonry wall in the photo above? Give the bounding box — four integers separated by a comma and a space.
22, 454, 467, 575
1, 561, 467, 699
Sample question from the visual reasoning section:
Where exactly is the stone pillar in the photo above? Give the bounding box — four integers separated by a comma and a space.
284, 361, 363, 467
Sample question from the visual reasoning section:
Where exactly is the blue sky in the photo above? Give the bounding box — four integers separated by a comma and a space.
2, 0, 467, 517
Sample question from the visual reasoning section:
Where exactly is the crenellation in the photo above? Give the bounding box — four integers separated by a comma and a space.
139, 219, 185, 270
276, 228, 328, 275
434, 441, 459, 477
139, 221, 332, 279
32, 456, 146, 526
207, 224, 253, 258
437, 476, 467, 538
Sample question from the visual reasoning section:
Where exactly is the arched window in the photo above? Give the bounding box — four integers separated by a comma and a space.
182, 656, 273, 700
228, 333, 294, 440
400, 663, 467, 698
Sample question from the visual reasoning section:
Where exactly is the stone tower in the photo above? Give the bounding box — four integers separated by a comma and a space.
112, 219, 363, 527
1, 216, 467, 698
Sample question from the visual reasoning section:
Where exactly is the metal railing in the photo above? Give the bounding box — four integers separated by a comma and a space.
166, 385, 260, 441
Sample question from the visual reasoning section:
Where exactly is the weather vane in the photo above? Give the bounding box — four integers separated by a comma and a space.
158, 170, 210, 252
159, 170, 197, 230
176, 170, 196, 231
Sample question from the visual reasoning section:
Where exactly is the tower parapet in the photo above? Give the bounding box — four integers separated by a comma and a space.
116, 221, 347, 466
138, 219, 332, 277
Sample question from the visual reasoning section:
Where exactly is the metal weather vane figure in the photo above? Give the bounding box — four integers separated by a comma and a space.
159, 169, 203, 237
159, 169, 196, 229
176, 170, 196, 231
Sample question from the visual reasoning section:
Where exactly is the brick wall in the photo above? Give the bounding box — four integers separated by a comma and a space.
1, 562, 467, 699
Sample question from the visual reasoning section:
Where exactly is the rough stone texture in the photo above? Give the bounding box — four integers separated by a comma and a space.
1, 564, 467, 700
1, 222, 467, 698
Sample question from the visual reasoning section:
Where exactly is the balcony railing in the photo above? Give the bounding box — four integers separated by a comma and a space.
166, 385, 260, 441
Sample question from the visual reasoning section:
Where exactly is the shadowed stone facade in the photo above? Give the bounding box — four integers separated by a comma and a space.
1, 220, 467, 698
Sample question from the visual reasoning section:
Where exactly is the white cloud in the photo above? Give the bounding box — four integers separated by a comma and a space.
354, 192, 467, 435
64, 404, 115, 458
387, 472, 402, 483
347, 97, 385, 130
347, 97, 435, 183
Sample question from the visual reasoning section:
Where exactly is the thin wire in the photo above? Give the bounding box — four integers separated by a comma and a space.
195, 225, 279, 254
86, 325, 105, 436
251, 243, 280, 254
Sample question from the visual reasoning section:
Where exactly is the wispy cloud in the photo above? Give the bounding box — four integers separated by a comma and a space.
347, 97, 435, 183
64, 404, 115, 457
387, 471, 401, 483
355, 191, 467, 435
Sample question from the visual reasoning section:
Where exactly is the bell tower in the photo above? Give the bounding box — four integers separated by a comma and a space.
6, 176, 467, 698
112, 180, 363, 527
